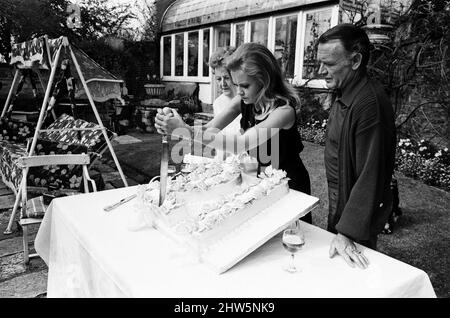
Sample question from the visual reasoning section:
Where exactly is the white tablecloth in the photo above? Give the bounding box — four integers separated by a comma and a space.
35, 186, 436, 298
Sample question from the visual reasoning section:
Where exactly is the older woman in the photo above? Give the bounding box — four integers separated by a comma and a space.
209, 46, 241, 159
209, 47, 241, 131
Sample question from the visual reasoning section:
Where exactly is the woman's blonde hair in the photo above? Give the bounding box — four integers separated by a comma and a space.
225, 42, 301, 118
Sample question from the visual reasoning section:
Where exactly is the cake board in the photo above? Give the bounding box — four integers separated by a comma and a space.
153, 188, 319, 274
199, 190, 319, 274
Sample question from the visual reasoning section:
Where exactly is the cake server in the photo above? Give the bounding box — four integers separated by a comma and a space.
159, 134, 169, 206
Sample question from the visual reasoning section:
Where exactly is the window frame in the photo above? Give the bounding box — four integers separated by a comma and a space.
187, 30, 199, 77
160, 4, 339, 87
171, 32, 184, 77
161, 28, 212, 83
213, 23, 231, 50
249, 18, 270, 47
271, 12, 301, 81
295, 5, 339, 88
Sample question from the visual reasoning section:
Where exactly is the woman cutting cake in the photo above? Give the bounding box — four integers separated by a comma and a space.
155, 42, 312, 223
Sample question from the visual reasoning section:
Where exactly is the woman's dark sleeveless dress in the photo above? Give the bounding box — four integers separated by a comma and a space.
240, 99, 312, 223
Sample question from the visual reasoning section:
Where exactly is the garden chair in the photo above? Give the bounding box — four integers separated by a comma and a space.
16, 153, 97, 264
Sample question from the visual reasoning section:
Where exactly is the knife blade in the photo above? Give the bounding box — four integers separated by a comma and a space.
103, 194, 137, 212
159, 134, 169, 206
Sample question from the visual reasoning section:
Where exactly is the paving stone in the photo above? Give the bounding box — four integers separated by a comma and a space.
109, 178, 129, 189
102, 172, 122, 182
125, 178, 140, 186
0, 188, 12, 196
0, 252, 47, 282
99, 156, 110, 164
104, 183, 116, 190
0, 236, 23, 257
0, 194, 16, 211
0, 210, 21, 240
0, 214, 40, 240
91, 162, 115, 173
0, 269, 47, 298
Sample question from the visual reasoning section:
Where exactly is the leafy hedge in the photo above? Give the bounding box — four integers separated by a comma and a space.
299, 121, 450, 192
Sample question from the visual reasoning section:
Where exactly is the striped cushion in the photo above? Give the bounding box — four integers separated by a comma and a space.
39, 113, 114, 154
25, 196, 46, 218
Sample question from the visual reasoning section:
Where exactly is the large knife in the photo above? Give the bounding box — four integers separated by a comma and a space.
159, 134, 169, 206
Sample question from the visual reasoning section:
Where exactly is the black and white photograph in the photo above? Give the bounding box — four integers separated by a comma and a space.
0, 0, 448, 302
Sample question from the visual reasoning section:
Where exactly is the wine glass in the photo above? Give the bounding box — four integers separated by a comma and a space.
282, 221, 305, 273
168, 165, 176, 178
180, 163, 191, 176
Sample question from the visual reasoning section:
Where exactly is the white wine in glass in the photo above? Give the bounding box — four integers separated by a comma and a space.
282, 224, 305, 273
168, 165, 176, 177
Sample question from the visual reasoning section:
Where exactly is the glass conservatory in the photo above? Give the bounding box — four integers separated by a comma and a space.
160, 0, 338, 104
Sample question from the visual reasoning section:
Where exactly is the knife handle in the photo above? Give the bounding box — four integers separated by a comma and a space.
162, 134, 168, 143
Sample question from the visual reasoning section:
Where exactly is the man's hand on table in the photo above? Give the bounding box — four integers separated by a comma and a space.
329, 233, 369, 269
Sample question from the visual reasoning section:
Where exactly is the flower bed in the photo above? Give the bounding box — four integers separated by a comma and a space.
396, 138, 450, 192
299, 119, 327, 146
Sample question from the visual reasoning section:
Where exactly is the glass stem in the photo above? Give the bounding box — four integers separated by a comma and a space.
290, 253, 296, 270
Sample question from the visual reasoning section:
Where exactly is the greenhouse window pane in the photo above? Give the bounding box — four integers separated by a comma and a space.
250, 19, 268, 46
215, 24, 230, 48
235, 23, 245, 48
163, 36, 171, 76
275, 15, 298, 79
188, 31, 199, 76
203, 29, 210, 77
303, 9, 332, 79
175, 33, 184, 76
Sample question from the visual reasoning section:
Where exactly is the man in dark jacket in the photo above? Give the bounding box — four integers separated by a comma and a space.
317, 24, 396, 269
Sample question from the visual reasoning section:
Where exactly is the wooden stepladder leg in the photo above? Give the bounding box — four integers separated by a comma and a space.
3, 185, 23, 234
3, 40, 63, 235
22, 221, 29, 264
68, 43, 128, 187
1, 69, 20, 118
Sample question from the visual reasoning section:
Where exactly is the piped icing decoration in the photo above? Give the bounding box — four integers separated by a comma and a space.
191, 165, 288, 234
136, 160, 288, 239
168, 160, 240, 193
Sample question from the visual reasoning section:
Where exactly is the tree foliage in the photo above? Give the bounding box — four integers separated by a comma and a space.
0, 0, 68, 58
366, 0, 450, 146
135, 0, 159, 41
0, 0, 160, 95
74, 0, 137, 41
0, 0, 141, 59
0, 0, 70, 46
338, 0, 450, 146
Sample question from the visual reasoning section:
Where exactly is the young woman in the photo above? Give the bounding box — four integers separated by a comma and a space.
155, 42, 312, 223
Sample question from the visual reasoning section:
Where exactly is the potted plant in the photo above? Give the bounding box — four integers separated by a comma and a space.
144, 74, 165, 98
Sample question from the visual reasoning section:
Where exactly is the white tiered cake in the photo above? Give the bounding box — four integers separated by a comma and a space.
135, 155, 290, 255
